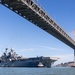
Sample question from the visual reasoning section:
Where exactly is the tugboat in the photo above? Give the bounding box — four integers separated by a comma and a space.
0, 48, 58, 67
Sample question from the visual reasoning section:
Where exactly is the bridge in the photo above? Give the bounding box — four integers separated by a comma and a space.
0, 0, 75, 66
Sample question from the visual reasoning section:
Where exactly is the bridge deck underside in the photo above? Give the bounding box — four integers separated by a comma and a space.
0, 0, 75, 49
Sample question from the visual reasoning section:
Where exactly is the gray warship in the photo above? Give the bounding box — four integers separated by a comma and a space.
0, 48, 58, 67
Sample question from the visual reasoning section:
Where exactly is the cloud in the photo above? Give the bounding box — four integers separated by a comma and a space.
17, 48, 35, 53
51, 54, 73, 59
38, 46, 63, 52
67, 30, 75, 40
16, 45, 64, 53
53, 54, 74, 65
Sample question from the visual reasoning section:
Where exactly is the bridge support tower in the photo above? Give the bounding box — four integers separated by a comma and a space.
74, 50, 75, 66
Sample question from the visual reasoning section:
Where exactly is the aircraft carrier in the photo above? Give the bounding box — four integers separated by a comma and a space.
0, 48, 58, 67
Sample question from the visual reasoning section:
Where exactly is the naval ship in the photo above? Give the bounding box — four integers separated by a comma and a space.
0, 48, 58, 67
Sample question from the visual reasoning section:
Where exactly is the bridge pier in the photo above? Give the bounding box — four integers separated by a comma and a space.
74, 50, 75, 66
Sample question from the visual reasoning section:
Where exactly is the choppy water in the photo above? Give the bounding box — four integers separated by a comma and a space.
0, 67, 75, 75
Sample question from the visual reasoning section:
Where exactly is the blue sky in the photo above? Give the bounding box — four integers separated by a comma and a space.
0, 0, 75, 65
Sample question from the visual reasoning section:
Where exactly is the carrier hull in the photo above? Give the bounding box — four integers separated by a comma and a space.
0, 48, 58, 67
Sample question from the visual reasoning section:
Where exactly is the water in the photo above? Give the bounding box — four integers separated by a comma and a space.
0, 67, 75, 75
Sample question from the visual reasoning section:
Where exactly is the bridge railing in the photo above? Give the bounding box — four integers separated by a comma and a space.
33, 0, 46, 11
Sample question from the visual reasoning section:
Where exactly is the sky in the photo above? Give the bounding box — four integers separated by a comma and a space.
0, 0, 75, 65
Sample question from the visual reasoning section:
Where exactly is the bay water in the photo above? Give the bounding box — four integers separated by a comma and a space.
0, 67, 75, 75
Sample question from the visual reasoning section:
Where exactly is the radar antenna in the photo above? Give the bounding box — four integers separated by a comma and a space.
5, 48, 8, 52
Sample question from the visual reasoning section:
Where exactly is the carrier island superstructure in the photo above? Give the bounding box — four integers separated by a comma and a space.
0, 48, 58, 67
